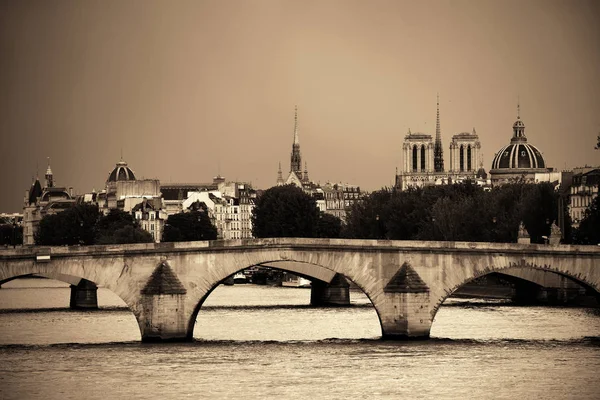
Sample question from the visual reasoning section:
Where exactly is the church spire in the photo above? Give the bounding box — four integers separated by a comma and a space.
434, 93, 444, 172
293, 105, 299, 145
303, 161, 309, 183
290, 106, 302, 175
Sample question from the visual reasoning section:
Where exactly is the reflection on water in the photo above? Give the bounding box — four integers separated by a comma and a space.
0, 279, 599, 400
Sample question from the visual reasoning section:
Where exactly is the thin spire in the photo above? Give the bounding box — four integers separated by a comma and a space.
434, 93, 444, 172
293, 105, 299, 145
517, 95, 520, 119
120, 147, 123, 161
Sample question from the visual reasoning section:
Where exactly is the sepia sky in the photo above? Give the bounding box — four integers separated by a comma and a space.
1, 0, 599, 212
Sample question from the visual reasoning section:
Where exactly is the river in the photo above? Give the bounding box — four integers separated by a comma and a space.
1, 278, 599, 399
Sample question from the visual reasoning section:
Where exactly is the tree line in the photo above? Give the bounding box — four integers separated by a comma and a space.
10, 181, 599, 246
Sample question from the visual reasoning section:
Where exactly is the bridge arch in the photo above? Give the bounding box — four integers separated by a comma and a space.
430, 261, 600, 325
0, 263, 147, 340
185, 259, 384, 340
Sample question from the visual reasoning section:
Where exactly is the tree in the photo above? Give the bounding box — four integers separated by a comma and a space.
162, 210, 217, 242
95, 209, 153, 244
36, 204, 100, 246
596, 134, 600, 150
343, 189, 392, 239
0, 224, 22, 246
252, 185, 321, 238
315, 212, 342, 238
573, 195, 600, 244
109, 225, 154, 244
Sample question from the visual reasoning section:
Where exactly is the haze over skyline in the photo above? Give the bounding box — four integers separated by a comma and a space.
1, 0, 599, 212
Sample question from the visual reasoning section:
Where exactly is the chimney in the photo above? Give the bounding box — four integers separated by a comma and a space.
69, 187, 73, 197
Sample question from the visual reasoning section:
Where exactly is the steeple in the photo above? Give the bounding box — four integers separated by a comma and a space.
303, 162, 309, 183
293, 105, 299, 145
45, 157, 54, 188
434, 94, 444, 172
276, 162, 284, 185
290, 105, 302, 175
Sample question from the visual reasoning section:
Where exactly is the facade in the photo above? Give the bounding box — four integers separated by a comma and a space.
22, 160, 75, 245
182, 182, 256, 240
321, 183, 362, 221
489, 104, 552, 185
448, 130, 481, 174
568, 167, 600, 229
395, 97, 485, 191
132, 199, 167, 243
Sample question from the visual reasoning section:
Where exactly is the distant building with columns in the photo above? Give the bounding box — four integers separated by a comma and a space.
395, 96, 485, 191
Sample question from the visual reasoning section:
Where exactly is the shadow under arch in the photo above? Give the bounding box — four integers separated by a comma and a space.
186, 260, 384, 340
430, 266, 600, 330
0, 272, 143, 341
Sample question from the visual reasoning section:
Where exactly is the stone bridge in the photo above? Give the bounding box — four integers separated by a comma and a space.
1, 238, 599, 342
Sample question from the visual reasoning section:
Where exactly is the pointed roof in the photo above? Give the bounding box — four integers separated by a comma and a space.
28, 179, 43, 205
293, 105, 299, 145
141, 262, 187, 295
384, 262, 429, 293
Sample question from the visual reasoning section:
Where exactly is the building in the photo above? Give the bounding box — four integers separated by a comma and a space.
160, 181, 218, 215
489, 104, 552, 185
395, 96, 485, 191
321, 183, 362, 221
568, 167, 600, 229
132, 199, 167, 243
182, 182, 256, 240
97, 159, 162, 215
22, 159, 75, 245
95, 159, 167, 241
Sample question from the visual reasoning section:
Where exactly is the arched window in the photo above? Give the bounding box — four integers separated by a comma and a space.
467, 145, 472, 171
460, 145, 464, 172
421, 145, 426, 171
412, 145, 418, 172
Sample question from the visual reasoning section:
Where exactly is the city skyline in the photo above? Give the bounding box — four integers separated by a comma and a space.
1, 0, 600, 212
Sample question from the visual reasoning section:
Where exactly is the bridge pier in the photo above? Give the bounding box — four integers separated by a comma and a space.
139, 262, 189, 342
310, 274, 350, 306
69, 279, 98, 309
379, 293, 432, 340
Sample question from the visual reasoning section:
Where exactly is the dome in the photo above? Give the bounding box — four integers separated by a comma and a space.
107, 160, 136, 182
491, 143, 546, 169
491, 110, 546, 171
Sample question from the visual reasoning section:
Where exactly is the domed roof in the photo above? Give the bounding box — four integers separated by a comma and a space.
107, 160, 136, 182
491, 143, 546, 169
491, 105, 547, 171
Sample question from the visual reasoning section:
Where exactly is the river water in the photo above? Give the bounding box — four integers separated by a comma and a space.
1, 278, 599, 399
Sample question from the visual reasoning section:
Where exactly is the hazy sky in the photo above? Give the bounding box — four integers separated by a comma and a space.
1, 0, 599, 212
